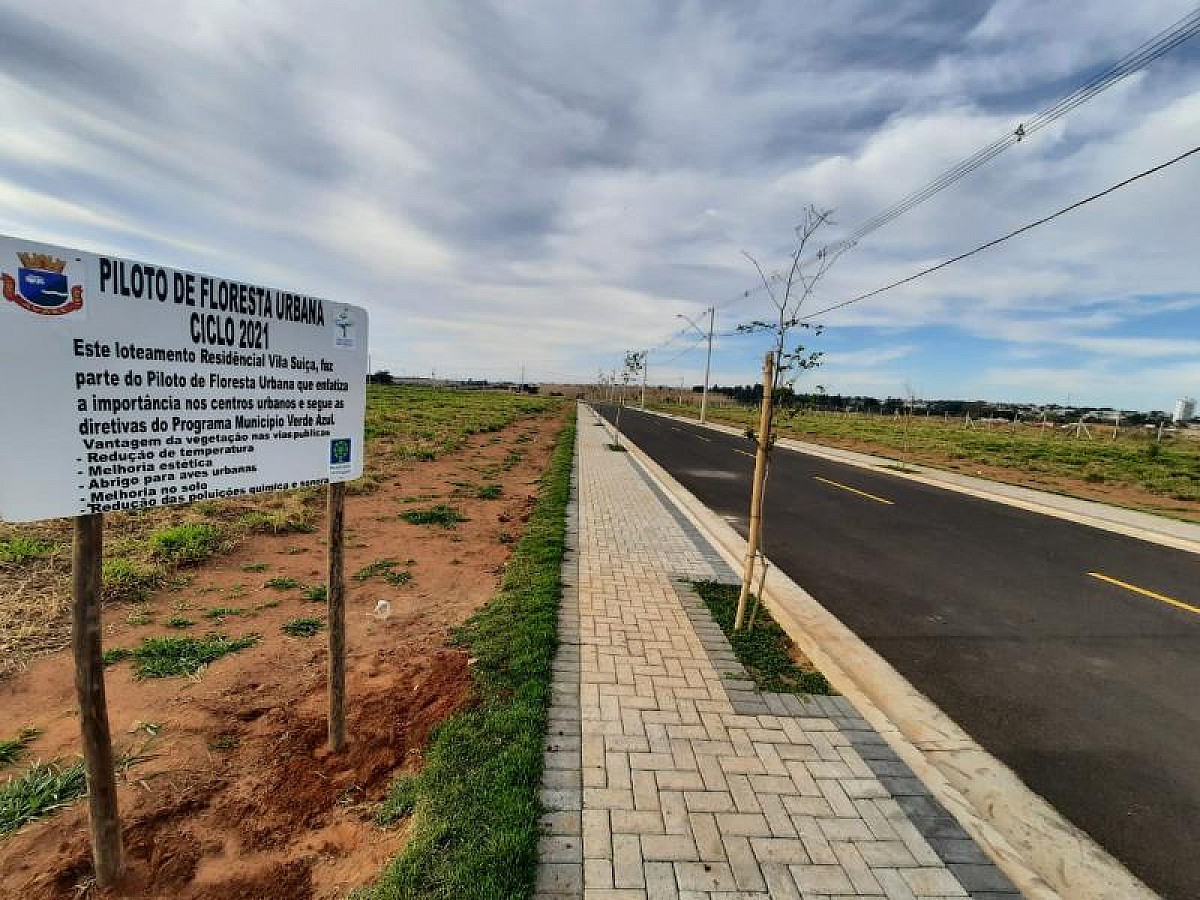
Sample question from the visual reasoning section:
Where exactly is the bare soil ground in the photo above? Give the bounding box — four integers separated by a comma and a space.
0, 406, 567, 899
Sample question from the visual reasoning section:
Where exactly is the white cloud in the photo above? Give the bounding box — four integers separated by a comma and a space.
0, 0, 1196, 406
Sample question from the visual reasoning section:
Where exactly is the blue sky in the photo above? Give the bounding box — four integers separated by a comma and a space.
1, 1, 1198, 409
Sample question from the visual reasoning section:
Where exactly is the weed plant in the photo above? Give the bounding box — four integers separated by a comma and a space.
150, 524, 225, 565
399, 505, 467, 527
0, 759, 87, 834
282, 617, 324, 637
0, 537, 56, 566
0, 729, 39, 767
104, 633, 260, 679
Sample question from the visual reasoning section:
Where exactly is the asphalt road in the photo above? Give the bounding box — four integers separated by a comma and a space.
594, 403, 1200, 900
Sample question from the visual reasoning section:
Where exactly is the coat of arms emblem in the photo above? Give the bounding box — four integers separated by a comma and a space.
2, 251, 83, 315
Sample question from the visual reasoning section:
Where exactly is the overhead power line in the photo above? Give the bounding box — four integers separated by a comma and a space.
797, 142, 1200, 322
659, 335, 708, 364
835, 7, 1200, 251
716, 7, 1200, 312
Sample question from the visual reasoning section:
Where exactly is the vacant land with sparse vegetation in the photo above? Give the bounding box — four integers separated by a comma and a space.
0, 386, 559, 678
651, 400, 1200, 521
0, 385, 570, 898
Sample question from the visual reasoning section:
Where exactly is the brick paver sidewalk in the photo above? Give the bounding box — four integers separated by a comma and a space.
536, 406, 1020, 899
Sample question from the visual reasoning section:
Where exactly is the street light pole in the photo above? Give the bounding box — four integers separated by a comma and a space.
640, 350, 648, 409
677, 307, 715, 424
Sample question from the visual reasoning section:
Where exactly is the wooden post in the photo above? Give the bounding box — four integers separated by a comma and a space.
327, 481, 347, 751
735, 351, 774, 631
72, 514, 123, 887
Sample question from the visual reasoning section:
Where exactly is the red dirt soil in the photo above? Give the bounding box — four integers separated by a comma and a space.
0, 408, 566, 899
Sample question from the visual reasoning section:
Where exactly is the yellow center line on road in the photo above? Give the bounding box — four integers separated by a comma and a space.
695, 435, 712, 442
732, 448, 755, 458
1087, 572, 1200, 617
813, 475, 894, 505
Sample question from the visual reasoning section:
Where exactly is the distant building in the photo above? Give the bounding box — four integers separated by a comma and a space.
1173, 397, 1196, 423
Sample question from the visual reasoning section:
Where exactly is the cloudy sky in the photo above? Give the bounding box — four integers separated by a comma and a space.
2, 1, 1198, 410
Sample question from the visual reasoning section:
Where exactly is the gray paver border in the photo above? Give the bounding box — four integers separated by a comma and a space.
537, 436, 585, 900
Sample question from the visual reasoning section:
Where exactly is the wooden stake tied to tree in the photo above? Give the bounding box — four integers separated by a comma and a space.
734, 206, 846, 631
612, 350, 644, 449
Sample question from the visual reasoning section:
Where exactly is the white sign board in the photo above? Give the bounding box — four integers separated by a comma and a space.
0, 236, 369, 523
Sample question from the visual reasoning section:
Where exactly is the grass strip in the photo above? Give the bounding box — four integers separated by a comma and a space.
0, 759, 87, 834
362, 418, 575, 900
691, 580, 834, 695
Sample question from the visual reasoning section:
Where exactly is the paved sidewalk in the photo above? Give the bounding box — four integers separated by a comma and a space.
536, 407, 1020, 899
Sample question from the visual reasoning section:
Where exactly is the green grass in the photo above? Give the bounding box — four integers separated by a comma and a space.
126, 608, 154, 626
241, 562, 269, 573
264, 576, 300, 590
102, 647, 133, 666
691, 581, 833, 695
354, 558, 401, 581
0, 759, 87, 834
236, 509, 316, 534
282, 617, 325, 637
204, 606, 245, 620
0, 536, 57, 565
364, 385, 558, 460
399, 504, 467, 528
149, 523, 225, 566
301, 584, 328, 602
360, 418, 575, 900
165, 616, 195, 629
105, 633, 260, 679
0, 729, 40, 767
376, 773, 419, 824
101, 556, 163, 602
354, 559, 414, 588
476, 484, 503, 500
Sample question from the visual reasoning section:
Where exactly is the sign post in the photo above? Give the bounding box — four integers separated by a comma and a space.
0, 235, 368, 883
72, 512, 122, 886
327, 481, 347, 751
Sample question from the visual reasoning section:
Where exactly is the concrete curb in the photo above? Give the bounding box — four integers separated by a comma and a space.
636, 406, 1200, 557
593, 404, 1160, 900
